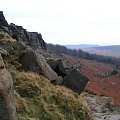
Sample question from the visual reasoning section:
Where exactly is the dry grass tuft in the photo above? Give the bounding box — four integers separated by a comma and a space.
11, 70, 93, 120
0, 31, 16, 43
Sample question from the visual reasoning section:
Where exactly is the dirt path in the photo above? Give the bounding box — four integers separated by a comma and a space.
84, 92, 120, 120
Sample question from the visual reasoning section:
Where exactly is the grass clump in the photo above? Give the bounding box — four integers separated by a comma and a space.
0, 31, 16, 43
12, 70, 93, 120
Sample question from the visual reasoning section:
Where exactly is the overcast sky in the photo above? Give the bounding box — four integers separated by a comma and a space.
1, 0, 120, 45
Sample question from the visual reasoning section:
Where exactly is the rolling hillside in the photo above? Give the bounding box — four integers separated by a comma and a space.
65, 44, 100, 49
83, 45, 120, 58
65, 44, 120, 58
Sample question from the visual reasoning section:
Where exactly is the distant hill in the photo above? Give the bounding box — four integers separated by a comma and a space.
65, 44, 100, 49
83, 45, 120, 58
48, 44, 120, 65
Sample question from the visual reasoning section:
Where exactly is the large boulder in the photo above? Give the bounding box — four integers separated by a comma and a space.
47, 59, 66, 77
20, 50, 58, 81
63, 69, 89, 94
0, 67, 18, 120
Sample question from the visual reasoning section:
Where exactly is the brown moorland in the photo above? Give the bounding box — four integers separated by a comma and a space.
63, 54, 120, 107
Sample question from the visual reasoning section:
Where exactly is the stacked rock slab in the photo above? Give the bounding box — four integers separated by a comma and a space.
9, 24, 47, 50
9, 23, 29, 42
28, 32, 46, 50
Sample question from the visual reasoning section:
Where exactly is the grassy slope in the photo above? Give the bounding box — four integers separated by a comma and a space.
11, 70, 93, 120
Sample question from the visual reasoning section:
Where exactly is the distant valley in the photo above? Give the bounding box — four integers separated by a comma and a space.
83, 45, 120, 58
65, 44, 120, 58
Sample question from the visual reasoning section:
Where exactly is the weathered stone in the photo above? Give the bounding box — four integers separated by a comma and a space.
0, 11, 8, 27
20, 50, 58, 81
47, 59, 66, 77
0, 26, 9, 33
0, 68, 18, 120
9, 23, 47, 50
9, 23, 29, 42
63, 69, 89, 94
28, 32, 47, 50
3, 43, 15, 55
0, 53, 4, 68
51, 76, 63, 85
56, 76, 63, 84
0, 92, 8, 120
0, 47, 8, 57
